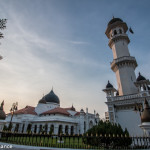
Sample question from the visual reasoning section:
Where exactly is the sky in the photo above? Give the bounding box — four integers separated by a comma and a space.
0, 0, 150, 118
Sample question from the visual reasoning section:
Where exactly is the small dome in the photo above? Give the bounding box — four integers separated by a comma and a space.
80, 109, 84, 112
106, 80, 113, 88
108, 17, 123, 26
141, 99, 150, 123
40, 89, 60, 104
137, 72, 146, 81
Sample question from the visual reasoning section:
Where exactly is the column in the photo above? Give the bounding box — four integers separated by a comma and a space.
62, 125, 65, 134
23, 123, 28, 133
68, 125, 71, 135
31, 124, 34, 133
18, 124, 23, 133
36, 124, 40, 134
54, 123, 58, 135
11, 123, 16, 132
47, 123, 51, 134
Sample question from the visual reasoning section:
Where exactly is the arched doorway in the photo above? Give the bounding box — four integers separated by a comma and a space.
14, 123, 19, 132
34, 125, 37, 133
65, 125, 68, 135
89, 120, 93, 129
27, 124, 32, 133
50, 124, 54, 134
58, 125, 62, 135
71, 126, 74, 135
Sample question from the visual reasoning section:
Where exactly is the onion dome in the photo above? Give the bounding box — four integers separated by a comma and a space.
40, 89, 60, 104
106, 80, 113, 88
141, 99, 150, 123
108, 17, 123, 26
0, 101, 6, 120
136, 72, 146, 81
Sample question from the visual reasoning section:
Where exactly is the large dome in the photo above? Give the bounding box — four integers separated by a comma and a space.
39, 89, 60, 104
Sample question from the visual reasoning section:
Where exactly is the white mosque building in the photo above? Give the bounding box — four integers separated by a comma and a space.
103, 17, 150, 136
0, 89, 99, 135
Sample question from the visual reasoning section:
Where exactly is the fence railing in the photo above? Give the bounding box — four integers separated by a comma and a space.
0, 131, 150, 149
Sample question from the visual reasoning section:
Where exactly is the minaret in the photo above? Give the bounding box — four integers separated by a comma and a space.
105, 18, 138, 96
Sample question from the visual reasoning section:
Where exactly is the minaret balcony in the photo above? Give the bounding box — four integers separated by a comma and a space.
108, 34, 130, 48
111, 56, 138, 71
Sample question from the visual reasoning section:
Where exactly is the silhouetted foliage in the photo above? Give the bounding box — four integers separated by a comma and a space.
83, 120, 132, 148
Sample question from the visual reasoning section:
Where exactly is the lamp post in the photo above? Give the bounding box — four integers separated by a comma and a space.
8, 102, 18, 131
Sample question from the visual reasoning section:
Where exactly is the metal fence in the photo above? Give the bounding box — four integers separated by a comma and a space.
0, 131, 150, 149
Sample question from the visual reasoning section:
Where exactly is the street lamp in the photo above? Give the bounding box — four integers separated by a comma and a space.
8, 102, 18, 131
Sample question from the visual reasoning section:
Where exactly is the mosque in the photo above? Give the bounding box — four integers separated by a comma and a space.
0, 17, 150, 137
0, 89, 99, 135
103, 17, 150, 136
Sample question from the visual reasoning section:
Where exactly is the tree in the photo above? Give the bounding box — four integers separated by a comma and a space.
83, 120, 132, 148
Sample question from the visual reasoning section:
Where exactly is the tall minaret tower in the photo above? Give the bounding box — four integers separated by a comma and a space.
105, 18, 138, 96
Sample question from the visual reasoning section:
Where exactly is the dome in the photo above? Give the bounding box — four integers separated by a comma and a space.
40, 89, 60, 104
141, 99, 150, 123
106, 80, 113, 88
108, 18, 123, 26
136, 72, 146, 81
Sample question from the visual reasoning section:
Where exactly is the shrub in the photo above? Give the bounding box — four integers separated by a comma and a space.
83, 120, 132, 148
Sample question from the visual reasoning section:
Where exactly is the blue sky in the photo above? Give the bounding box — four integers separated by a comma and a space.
0, 0, 150, 118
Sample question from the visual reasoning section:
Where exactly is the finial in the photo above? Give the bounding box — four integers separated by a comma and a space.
52, 86, 53, 91
139, 72, 141, 76
112, 15, 114, 19
108, 80, 110, 83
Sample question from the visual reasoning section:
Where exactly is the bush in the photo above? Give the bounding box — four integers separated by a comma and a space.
83, 120, 132, 148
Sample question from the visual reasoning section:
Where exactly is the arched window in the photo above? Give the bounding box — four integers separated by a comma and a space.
119, 29, 122, 34
114, 30, 117, 35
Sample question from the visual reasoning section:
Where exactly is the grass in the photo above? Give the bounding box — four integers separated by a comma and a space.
1, 135, 99, 149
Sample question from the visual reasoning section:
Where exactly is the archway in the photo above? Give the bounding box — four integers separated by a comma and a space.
58, 125, 62, 135
27, 124, 32, 133
14, 123, 19, 132
34, 125, 37, 133
65, 125, 68, 135
89, 120, 93, 129
71, 126, 74, 135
